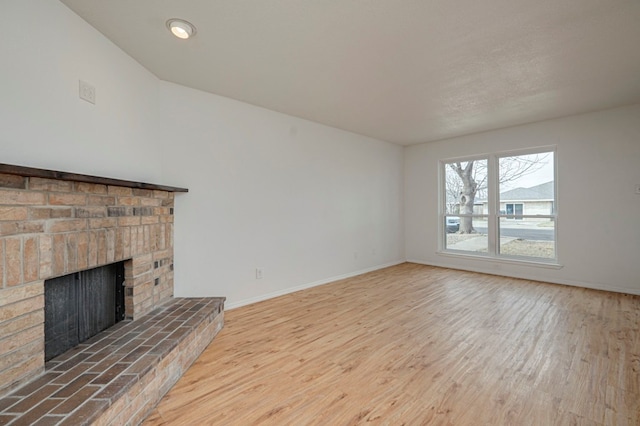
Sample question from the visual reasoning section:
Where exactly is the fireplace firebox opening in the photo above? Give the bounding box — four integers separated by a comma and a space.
44, 261, 126, 361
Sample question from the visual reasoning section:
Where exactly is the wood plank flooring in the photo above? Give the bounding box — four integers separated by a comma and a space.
144, 263, 640, 425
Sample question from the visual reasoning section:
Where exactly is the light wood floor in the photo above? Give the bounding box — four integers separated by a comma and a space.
144, 263, 640, 425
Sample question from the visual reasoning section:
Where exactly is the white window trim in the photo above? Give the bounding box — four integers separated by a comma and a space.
438, 146, 560, 267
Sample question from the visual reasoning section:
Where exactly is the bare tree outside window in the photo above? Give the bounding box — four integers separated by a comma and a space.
446, 160, 486, 233
446, 153, 550, 233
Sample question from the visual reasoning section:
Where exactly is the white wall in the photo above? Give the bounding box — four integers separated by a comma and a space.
405, 104, 640, 295
1, 0, 405, 308
159, 82, 405, 307
0, 0, 162, 183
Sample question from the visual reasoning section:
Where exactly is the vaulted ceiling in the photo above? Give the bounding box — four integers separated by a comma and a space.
59, 0, 640, 145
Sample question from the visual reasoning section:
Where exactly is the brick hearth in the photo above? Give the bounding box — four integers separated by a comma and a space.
0, 297, 225, 425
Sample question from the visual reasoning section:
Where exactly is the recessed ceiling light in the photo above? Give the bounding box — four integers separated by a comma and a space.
166, 19, 196, 40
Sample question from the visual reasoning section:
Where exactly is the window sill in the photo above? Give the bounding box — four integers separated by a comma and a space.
437, 250, 564, 269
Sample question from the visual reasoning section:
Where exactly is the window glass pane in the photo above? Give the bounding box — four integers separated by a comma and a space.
498, 217, 555, 259
444, 159, 487, 233
499, 152, 554, 217
445, 216, 488, 252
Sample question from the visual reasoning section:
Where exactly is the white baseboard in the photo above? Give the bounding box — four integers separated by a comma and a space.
225, 260, 406, 310
406, 259, 640, 296
225, 258, 639, 311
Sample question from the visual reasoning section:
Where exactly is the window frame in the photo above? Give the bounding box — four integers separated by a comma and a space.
439, 146, 559, 266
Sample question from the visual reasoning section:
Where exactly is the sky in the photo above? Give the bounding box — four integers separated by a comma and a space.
499, 152, 554, 192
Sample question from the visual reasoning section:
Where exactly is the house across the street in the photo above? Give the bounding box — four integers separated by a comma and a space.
477, 181, 554, 219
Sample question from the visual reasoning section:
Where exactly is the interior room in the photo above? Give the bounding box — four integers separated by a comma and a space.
1, 0, 639, 424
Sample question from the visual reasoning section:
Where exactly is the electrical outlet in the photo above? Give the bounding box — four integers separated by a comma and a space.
79, 80, 96, 104
255, 268, 263, 279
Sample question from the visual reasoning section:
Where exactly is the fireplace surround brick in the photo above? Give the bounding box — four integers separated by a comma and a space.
0, 172, 179, 397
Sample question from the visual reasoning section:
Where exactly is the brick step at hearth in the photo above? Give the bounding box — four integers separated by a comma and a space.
0, 297, 225, 426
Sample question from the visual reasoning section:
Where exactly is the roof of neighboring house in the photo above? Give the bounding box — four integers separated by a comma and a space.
500, 181, 554, 201
477, 181, 554, 203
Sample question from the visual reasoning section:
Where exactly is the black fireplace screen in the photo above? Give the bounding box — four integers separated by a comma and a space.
44, 261, 125, 361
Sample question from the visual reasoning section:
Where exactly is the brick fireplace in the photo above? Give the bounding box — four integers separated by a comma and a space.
0, 164, 183, 396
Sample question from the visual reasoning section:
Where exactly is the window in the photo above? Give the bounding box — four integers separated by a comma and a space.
441, 148, 556, 263
504, 203, 523, 219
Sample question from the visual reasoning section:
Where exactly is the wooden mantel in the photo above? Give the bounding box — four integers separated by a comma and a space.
0, 163, 188, 193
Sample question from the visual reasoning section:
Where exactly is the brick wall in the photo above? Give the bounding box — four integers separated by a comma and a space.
0, 173, 176, 397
